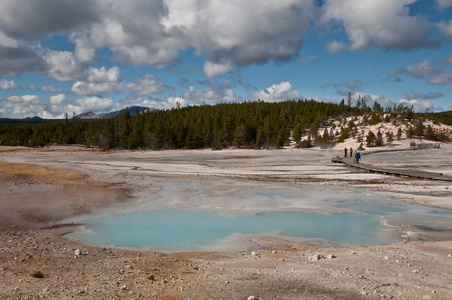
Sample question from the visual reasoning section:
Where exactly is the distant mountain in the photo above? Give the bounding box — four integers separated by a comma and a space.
74, 111, 106, 120
24, 116, 43, 120
104, 106, 150, 119
74, 106, 150, 120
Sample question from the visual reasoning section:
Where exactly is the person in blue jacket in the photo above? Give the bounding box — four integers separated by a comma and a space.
354, 151, 361, 163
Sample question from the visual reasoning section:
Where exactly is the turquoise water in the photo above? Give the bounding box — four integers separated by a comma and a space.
67, 209, 388, 251
65, 184, 452, 252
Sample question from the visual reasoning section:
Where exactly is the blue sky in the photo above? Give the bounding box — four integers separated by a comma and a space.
0, 0, 452, 119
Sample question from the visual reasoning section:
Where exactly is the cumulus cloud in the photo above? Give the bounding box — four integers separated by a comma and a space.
250, 81, 301, 102
437, 20, 452, 42
136, 96, 189, 110
0, 78, 16, 90
203, 61, 236, 79
72, 34, 96, 63
64, 96, 113, 115
124, 74, 169, 96
0, 0, 99, 38
0, 95, 44, 118
398, 99, 434, 112
322, 0, 433, 52
181, 82, 242, 106
44, 50, 85, 81
72, 71, 168, 97
49, 94, 66, 105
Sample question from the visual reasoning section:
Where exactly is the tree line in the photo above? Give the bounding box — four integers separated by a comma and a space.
0, 99, 451, 150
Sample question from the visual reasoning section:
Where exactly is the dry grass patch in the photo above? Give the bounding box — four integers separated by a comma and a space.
0, 162, 86, 184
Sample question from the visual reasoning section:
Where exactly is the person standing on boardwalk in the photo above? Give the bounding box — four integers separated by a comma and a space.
350, 147, 353, 158
344, 147, 348, 157
354, 151, 361, 164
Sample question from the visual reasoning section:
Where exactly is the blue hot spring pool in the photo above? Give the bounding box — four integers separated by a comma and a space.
64, 185, 452, 252
66, 209, 390, 251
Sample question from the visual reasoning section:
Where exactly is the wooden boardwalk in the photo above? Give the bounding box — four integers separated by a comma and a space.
332, 156, 452, 182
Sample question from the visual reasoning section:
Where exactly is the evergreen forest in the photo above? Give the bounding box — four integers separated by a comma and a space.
0, 99, 451, 150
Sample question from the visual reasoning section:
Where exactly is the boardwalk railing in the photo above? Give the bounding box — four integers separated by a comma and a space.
332, 156, 452, 182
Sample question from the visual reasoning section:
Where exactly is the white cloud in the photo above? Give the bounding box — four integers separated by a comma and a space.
124, 74, 168, 96
44, 50, 84, 81
403, 60, 439, 78
327, 41, 346, 54
404, 91, 444, 100
0, 78, 16, 90
428, 72, 452, 85
72, 34, 96, 63
203, 61, 235, 78
65, 96, 113, 115
72, 72, 168, 97
139, 96, 189, 110
398, 99, 434, 112
71, 66, 121, 96
436, 0, 452, 9
49, 94, 66, 105
437, 20, 452, 42
71, 81, 118, 97
250, 81, 301, 102
181, 82, 242, 105
87, 66, 119, 82
322, 0, 432, 52
41, 85, 61, 93
0, 95, 44, 118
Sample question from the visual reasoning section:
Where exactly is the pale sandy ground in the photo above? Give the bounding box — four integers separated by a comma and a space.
1, 144, 452, 299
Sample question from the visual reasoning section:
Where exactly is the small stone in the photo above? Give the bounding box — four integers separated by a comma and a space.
74, 249, 81, 256
121, 285, 127, 290
248, 296, 258, 300
309, 254, 325, 261
327, 254, 337, 259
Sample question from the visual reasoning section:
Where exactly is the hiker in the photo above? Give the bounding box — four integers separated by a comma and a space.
344, 147, 348, 157
354, 151, 361, 164
349, 147, 353, 158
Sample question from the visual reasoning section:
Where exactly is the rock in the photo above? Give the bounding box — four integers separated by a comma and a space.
74, 249, 81, 256
327, 254, 336, 259
248, 296, 258, 300
121, 285, 127, 290
309, 254, 325, 261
